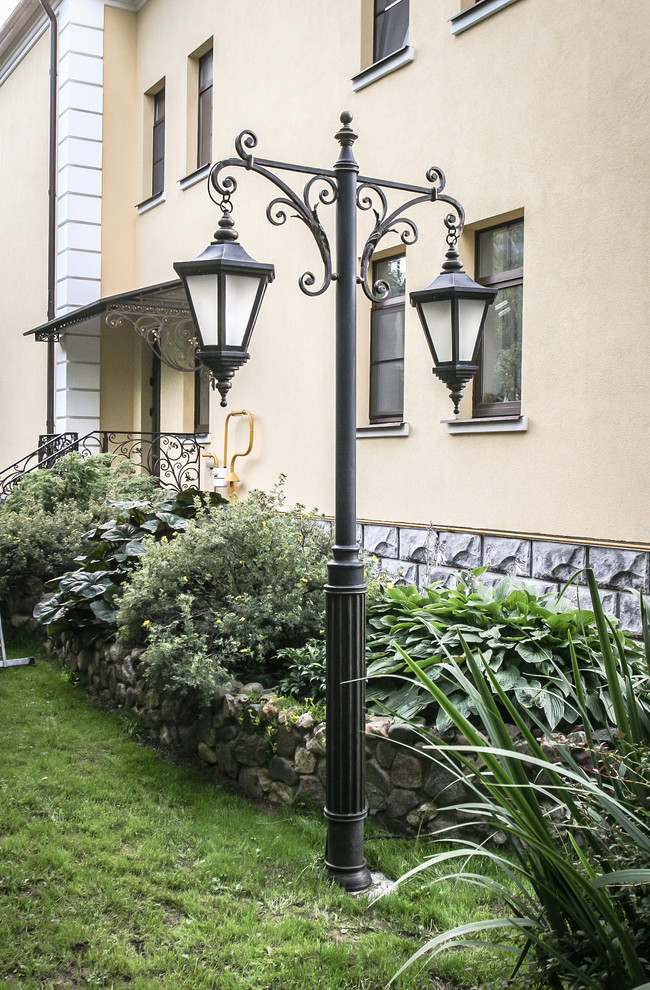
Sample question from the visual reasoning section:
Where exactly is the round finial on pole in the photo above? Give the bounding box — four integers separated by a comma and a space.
340, 110, 353, 126
335, 110, 358, 148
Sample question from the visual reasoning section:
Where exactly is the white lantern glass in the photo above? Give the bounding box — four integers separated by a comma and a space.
457, 297, 488, 362
225, 274, 262, 346
421, 299, 452, 362
185, 273, 219, 347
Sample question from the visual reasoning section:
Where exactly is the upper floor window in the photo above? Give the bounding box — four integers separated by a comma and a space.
369, 254, 406, 423
152, 87, 165, 196
374, 0, 409, 62
197, 49, 213, 170
473, 219, 524, 417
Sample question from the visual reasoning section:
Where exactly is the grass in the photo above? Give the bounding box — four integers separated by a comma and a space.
0, 634, 509, 990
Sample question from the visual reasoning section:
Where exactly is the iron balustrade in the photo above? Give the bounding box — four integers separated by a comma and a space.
0, 430, 203, 496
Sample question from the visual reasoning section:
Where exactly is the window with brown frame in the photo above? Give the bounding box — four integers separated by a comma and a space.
197, 49, 213, 170
373, 0, 409, 62
369, 254, 405, 423
152, 87, 165, 196
473, 219, 524, 418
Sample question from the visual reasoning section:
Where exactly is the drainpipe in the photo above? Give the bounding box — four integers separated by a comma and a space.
39, 0, 57, 436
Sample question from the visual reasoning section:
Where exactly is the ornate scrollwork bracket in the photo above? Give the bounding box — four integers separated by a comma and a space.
209, 131, 338, 297
105, 305, 202, 374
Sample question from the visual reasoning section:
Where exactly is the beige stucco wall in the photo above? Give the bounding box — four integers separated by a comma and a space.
0, 29, 49, 466
119, 0, 649, 546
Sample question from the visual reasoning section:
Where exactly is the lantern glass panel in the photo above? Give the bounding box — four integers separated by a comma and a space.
458, 297, 488, 362
224, 273, 261, 346
421, 299, 452, 362
186, 273, 219, 347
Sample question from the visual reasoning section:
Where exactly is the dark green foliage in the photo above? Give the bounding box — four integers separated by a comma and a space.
277, 639, 327, 704
4, 451, 161, 513
386, 572, 650, 990
34, 490, 226, 641
366, 571, 648, 733
116, 485, 331, 704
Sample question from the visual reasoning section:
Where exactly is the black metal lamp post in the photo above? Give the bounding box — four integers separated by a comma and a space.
175, 113, 494, 892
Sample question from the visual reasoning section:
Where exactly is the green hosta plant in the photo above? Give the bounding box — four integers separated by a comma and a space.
366, 571, 647, 733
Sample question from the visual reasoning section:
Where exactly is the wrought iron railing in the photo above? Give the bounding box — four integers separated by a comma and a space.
0, 431, 203, 497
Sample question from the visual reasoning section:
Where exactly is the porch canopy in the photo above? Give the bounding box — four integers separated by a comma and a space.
25, 280, 200, 372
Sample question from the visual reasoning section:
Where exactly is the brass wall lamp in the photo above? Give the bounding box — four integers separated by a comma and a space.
201, 409, 254, 499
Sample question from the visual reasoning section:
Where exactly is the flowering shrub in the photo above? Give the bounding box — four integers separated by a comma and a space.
116, 484, 331, 703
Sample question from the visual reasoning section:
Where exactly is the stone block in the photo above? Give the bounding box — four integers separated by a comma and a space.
385, 788, 419, 820
77, 648, 91, 672
268, 781, 296, 805
215, 741, 239, 779
124, 687, 137, 711
114, 682, 127, 708
215, 724, 239, 741
482, 537, 531, 577
233, 734, 270, 767
316, 758, 327, 785
296, 712, 314, 730
367, 759, 391, 794
363, 525, 399, 559
177, 724, 198, 755
239, 767, 264, 800
120, 657, 137, 686
532, 542, 586, 584
275, 723, 299, 759
296, 774, 325, 807
418, 564, 460, 589
198, 742, 218, 765
436, 532, 481, 569
375, 740, 396, 769
561, 582, 618, 618
588, 546, 649, 592
388, 722, 425, 745
306, 724, 327, 756
295, 746, 316, 774
159, 724, 177, 748
390, 752, 423, 790
619, 592, 643, 635
375, 557, 418, 585
365, 716, 392, 738
399, 527, 435, 563
268, 755, 298, 786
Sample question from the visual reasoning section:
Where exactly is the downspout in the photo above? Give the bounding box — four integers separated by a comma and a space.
39, 0, 57, 435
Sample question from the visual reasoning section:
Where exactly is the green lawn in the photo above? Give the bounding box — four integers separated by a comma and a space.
0, 635, 510, 989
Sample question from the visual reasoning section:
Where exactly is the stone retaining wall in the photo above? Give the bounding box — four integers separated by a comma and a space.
46, 631, 488, 838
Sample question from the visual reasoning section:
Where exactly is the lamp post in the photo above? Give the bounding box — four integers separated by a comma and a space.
175, 112, 495, 892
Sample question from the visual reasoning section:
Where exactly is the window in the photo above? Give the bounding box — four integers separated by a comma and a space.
152, 87, 165, 196
197, 49, 213, 170
369, 255, 405, 423
473, 219, 524, 417
374, 0, 409, 62
194, 366, 210, 435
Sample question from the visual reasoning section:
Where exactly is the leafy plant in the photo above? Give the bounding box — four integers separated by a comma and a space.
34, 490, 225, 640
116, 483, 331, 702
381, 569, 650, 990
366, 572, 647, 733
5, 451, 161, 514
277, 639, 327, 704
0, 501, 93, 612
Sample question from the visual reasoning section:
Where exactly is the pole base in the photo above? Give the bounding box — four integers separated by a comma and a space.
323, 857, 373, 893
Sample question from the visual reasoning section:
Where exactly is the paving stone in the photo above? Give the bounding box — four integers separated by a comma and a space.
482, 537, 531, 576
588, 546, 649, 591
363, 525, 399, 559
532, 542, 586, 584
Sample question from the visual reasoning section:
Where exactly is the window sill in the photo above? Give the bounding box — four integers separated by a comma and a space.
449, 0, 523, 36
444, 414, 527, 434
356, 422, 410, 439
351, 45, 414, 92
136, 191, 166, 214
179, 164, 211, 191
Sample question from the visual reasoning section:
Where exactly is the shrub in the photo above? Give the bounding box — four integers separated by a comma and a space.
277, 640, 327, 704
34, 490, 225, 641
5, 451, 161, 514
366, 571, 648, 733
0, 502, 93, 612
116, 484, 331, 703
382, 572, 650, 990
